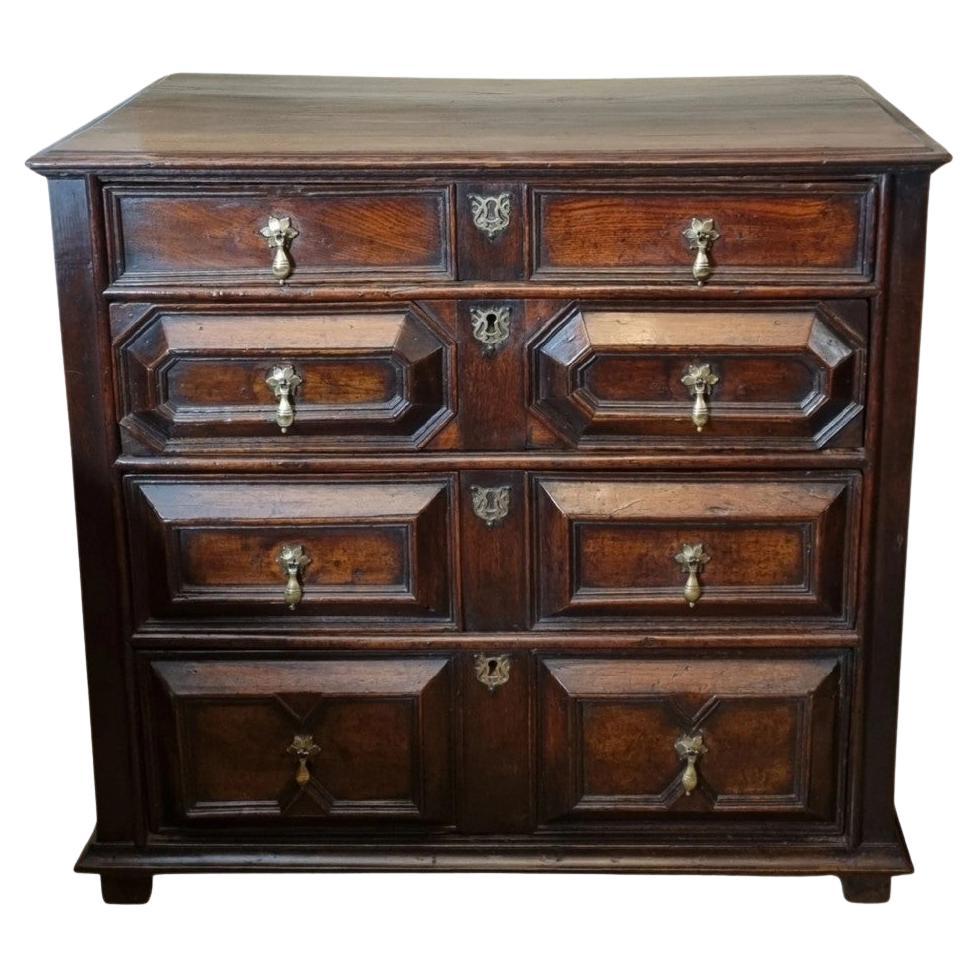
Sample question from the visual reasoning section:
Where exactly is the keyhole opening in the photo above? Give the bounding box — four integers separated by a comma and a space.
485, 313, 497, 331
486, 658, 498, 676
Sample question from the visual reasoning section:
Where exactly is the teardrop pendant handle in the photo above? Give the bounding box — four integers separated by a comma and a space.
682, 217, 720, 285
681, 363, 719, 433
674, 542, 710, 608
265, 364, 302, 434
277, 544, 310, 610
259, 215, 299, 282
287, 734, 321, 786
675, 731, 707, 796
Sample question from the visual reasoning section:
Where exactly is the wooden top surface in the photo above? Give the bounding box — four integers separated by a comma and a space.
28, 74, 950, 171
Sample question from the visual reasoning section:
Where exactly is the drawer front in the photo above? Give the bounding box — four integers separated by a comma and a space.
147, 658, 453, 826
531, 302, 867, 450
113, 303, 455, 453
126, 477, 458, 631
539, 655, 845, 824
532, 182, 876, 284
533, 475, 857, 627
105, 185, 453, 285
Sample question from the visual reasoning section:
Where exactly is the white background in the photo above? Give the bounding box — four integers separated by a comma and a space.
4, 1, 975, 974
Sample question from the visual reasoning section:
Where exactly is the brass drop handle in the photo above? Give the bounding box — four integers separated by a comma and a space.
674, 731, 707, 795
265, 364, 302, 433
277, 544, 310, 610
259, 215, 299, 282
681, 363, 719, 432
682, 217, 720, 285
674, 542, 710, 607
287, 734, 321, 786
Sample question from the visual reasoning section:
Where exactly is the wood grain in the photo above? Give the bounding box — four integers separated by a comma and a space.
29, 75, 946, 902
27, 75, 949, 169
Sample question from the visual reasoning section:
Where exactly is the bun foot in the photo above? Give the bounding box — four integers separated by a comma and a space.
839, 873, 892, 903
100, 873, 153, 904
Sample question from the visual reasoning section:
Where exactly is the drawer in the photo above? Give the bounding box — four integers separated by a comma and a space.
531, 182, 876, 284
531, 302, 867, 449
146, 658, 453, 826
104, 184, 453, 285
126, 477, 458, 631
533, 475, 858, 627
112, 303, 455, 453
538, 655, 845, 825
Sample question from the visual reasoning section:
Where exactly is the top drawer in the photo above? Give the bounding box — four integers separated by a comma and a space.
104, 185, 453, 286
531, 182, 877, 285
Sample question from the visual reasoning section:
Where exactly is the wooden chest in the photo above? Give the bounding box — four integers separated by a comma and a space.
28, 74, 949, 903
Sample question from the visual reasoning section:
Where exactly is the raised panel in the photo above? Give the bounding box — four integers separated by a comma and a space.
533, 475, 857, 627
531, 303, 866, 449
149, 658, 453, 825
538, 656, 844, 824
532, 183, 876, 283
106, 185, 453, 285
126, 477, 458, 632
113, 304, 455, 453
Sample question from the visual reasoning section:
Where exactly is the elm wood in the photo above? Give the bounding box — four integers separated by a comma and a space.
538, 656, 843, 825
147, 659, 453, 827
105, 185, 453, 285
26, 75, 950, 170
839, 873, 892, 903
111, 303, 455, 453
100, 873, 153, 904
533, 476, 857, 626
125, 477, 458, 629
457, 181, 525, 281
531, 302, 867, 450
532, 183, 876, 284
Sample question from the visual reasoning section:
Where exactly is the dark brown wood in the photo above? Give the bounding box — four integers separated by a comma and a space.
105, 185, 453, 285
100, 873, 153, 905
459, 471, 528, 630
458, 650, 532, 832
48, 179, 141, 844
531, 302, 867, 450
30, 76, 947, 903
112, 302, 455, 453
532, 475, 857, 626
147, 658, 453, 826
125, 476, 459, 631
538, 656, 843, 825
532, 183, 877, 284
27, 75, 949, 170
839, 873, 892, 903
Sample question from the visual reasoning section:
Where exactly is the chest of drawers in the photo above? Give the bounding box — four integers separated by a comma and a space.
29, 74, 949, 904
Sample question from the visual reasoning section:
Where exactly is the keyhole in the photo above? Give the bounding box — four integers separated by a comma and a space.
486, 658, 498, 676
485, 201, 498, 221
485, 313, 497, 332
